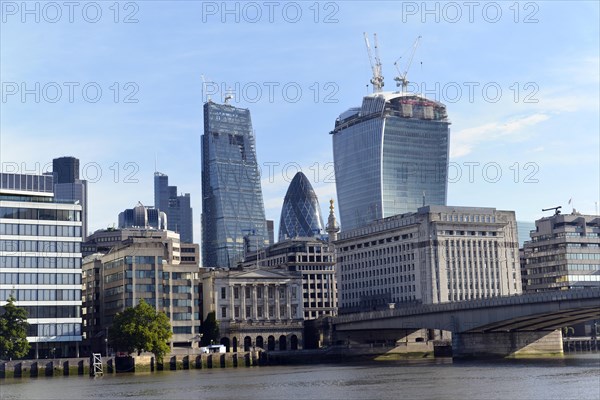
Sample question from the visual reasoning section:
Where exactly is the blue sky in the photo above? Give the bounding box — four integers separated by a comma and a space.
1, 1, 599, 242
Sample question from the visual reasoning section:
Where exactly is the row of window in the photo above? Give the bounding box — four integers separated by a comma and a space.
0, 289, 80, 301
21, 305, 80, 318
1, 256, 81, 268
0, 223, 81, 237
0, 207, 81, 222
0, 240, 80, 253
221, 304, 299, 319
27, 323, 81, 337
0, 272, 80, 285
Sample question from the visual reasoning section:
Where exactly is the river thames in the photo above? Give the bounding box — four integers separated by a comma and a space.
1, 354, 598, 400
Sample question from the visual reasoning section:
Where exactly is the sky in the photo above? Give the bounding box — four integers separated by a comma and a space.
1, 1, 599, 243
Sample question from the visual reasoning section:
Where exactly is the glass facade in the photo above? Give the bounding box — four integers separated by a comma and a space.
332, 93, 450, 231
154, 172, 194, 243
0, 173, 83, 358
202, 101, 268, 268
279, 172, 324, 241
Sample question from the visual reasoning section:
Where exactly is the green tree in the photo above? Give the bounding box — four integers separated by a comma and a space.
0, 295, 30, 360
200, 311, 220, 346
109, 299, 172, 362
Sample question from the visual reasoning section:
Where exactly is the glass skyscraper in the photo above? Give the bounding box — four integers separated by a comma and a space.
202, 100, 268, 268
279, 172, 324, 241
331, 93, 450, 231
154, 172, 194, 243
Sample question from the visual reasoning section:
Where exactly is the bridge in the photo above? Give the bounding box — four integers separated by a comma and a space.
332, 288, 600, 357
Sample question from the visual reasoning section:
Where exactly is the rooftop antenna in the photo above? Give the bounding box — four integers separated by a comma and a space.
364, 32, 384, 92
224, 87, 234, 104
201, 74, 211, 102
394, 36, 422, 93
541, 206, 562, 216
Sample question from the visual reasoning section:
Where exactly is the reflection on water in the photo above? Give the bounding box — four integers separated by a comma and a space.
1, 354, 598, 400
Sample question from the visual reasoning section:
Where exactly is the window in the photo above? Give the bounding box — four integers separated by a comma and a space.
221, 306, 227, 319
220, 287, 226, 299
234, 287, 239, 299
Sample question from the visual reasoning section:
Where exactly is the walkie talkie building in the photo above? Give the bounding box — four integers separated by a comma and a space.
331, 92, 450, 231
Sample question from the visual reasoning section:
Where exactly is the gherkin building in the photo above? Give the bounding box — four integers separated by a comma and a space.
278, 172, 324, 241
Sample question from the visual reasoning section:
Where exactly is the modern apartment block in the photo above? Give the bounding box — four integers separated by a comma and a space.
202, 100, 269, 268
521, 211, 600, 292
0, 173, 83, 358
241, 237, 337, 320
200, 268, 304, 351
331, 92, 450, 231
81, 228, 200, 355
52, 156, 88, 240
336, 205, 521, 313
154, 172, 194, 243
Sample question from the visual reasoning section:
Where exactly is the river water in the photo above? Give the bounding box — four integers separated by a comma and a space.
1, 354, 598, 400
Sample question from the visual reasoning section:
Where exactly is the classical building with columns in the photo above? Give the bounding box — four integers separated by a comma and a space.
200, 268, 304, 351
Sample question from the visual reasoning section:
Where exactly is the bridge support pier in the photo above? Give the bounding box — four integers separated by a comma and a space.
452, 329, 563, 358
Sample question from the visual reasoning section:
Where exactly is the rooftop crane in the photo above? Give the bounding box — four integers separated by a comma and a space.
364, 32, 384, 93
542, 206, 562, 215
394, 36, 422, 93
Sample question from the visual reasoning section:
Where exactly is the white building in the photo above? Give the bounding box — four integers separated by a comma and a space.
0, 173, 83, 358
201, 268, 304, 351
336, 205, 521, 313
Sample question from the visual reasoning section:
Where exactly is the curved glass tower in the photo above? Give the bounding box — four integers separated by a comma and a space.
202, 101, 268, 268
331, 92, 450, 231
278, 172, 324, 241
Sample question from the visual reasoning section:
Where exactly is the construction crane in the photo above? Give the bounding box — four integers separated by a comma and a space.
394, 36, 422, 93
364, 32, 384, 93
542, 206, 562, 215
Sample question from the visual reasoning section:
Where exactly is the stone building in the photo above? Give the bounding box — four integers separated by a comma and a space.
241, 237, 337, 320
81, 228, 200, 355
336, 205, 521, 313
200, 268, 303, 351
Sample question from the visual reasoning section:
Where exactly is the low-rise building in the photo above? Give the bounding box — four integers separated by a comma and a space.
200, 268, 304, 351
336, 205, 521, 313
81, 228, 200, 355
521, 211, 600, 292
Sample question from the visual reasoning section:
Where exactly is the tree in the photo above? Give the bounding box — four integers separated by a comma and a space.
200, 311, 220, 346
0, 295, 30, 360
109, 300, 172, 362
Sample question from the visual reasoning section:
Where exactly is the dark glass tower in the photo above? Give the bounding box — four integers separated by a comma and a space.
278, 172, 324, 241
52, 156, 88, 239
154, 172, 194, 243
331, 93, 450, 231
202, 101, 268, 268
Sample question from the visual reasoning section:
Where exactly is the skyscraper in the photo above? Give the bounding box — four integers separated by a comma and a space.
331, 92, 450, 231
279, 172, 324, 241
53, 156, 88, 239
154, 172, 194, 243
202, 100, 268, 268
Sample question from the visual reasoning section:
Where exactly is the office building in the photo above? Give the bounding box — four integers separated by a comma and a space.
53, 156, 88, 240
335, 205, 521, 313
521, 211, 600, 292
154, 172, 194, 243
200, 268, 304, 351
202, 100, 268, 268
0, 173, 83, 358
241, 236, 338, 320
517, 221, 536, 248
278, 172, 324, 241
118, 202, 167, 230
82, 228, 200, 354
331, 92, 450, 231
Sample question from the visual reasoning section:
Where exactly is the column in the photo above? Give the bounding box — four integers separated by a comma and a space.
275, 284, 280, 320
230, 285, 235, 319
241, 284, 246, 319
252, 284, 258, 319
286, 284, 292, 319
